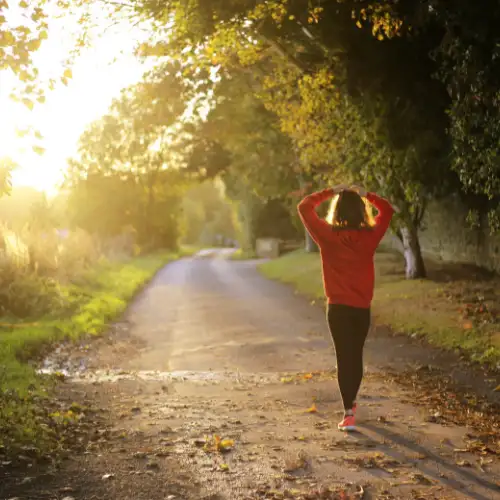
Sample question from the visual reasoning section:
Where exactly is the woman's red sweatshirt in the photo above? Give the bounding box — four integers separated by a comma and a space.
297, 189, 394, 309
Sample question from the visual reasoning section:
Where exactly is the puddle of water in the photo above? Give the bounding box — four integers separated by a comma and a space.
37, 367, 283, 384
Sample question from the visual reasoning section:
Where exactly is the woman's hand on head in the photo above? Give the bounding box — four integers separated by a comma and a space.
332, 183, 350, 194
349, 184, 368, 197
287, 182, 313, 198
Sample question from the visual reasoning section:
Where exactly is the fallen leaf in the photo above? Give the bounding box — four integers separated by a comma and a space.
102, 473, 115, 480
220, 463, 229, 471
59, 487, 75, 493
306, 403, 318, 413
284, 451, 308, 472
354, 485, 365, 498
203, 435, 235, 453
409, 472, 432, 485
494, 385, 500, 392
218, 438, 234, 452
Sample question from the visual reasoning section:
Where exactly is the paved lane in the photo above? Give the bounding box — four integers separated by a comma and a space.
124, 248, 335, 373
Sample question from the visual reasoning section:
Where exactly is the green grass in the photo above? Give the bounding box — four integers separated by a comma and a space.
230, 248, 258, 260
259, 249, 500, 365
259, 250, 323, 298
0, 249, 191, 454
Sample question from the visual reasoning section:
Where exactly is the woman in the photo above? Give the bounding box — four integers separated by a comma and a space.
297, 184, 395, 431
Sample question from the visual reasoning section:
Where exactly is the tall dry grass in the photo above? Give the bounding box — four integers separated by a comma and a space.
0, 224, 135, 319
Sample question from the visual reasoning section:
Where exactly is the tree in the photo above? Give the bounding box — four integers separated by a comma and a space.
66, 62, 192, 249
182, 180, 238, 246
178, 70, 306, 251
128, 0, 460, 277
0, 2, 47, 74
422, 0, 500, 230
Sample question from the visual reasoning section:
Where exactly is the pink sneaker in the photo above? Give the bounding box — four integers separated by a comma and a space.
338, 414, 356, 432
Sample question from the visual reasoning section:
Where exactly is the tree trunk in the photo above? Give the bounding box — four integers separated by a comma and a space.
146, 177, 156, 248
399, 224, 426, 279
297, 172, 318, 253
304, 230, 318, 253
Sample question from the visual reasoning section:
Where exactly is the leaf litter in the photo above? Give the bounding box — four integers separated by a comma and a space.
378, 366, 500, 455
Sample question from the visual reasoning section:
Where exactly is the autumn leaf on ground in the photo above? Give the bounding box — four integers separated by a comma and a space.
462, 320, 473, 330
284, 450, 308, 472
303, 373, 313, 380
280, 376, 293, 384
306, 403, 318, 413
218, 438, 234, 452
220, 463, 229, 471
409, 472, 433, 485
203, 435, 234, 453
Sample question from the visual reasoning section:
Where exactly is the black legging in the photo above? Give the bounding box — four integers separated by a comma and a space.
327, 303, 371, 411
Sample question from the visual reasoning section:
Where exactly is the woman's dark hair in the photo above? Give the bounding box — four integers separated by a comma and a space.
326, 190, 374, 230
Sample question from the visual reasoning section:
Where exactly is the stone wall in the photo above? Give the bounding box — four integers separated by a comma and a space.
384, 195, 500, 272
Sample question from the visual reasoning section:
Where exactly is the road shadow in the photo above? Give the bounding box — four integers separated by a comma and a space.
361, 422, 499, 500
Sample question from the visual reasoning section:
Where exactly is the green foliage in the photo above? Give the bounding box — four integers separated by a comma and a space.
178, 71, 301, 249
429, 0, 500, 228
66, 62, 193, 250
254, 198, 302, 241
0, 223, 103, 319
0, 0, 48, 100
70, 1, 500, 264
0, 250, 186, 455
127, 0, 457, 277
0, 268, 65, 318
182, 180, 238, 246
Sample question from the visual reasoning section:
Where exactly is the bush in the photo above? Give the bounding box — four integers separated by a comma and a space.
0, 250, 185, 456
0, 263, 67, 318
0, 225, 123, 319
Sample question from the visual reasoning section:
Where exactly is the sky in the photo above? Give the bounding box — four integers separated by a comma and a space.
0, 2, 150, 195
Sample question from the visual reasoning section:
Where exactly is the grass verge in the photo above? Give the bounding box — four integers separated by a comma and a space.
230, 248, 258, 260
259, 249, 500, 366
0, 249, 191, 455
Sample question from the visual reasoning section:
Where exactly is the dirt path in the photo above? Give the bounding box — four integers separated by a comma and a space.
2, 249, 499, 500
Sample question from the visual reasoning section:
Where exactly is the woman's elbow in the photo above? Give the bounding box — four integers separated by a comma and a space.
297, 201, 308, 215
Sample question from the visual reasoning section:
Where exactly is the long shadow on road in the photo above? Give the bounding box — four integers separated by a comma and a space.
362, 423, 499, 500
